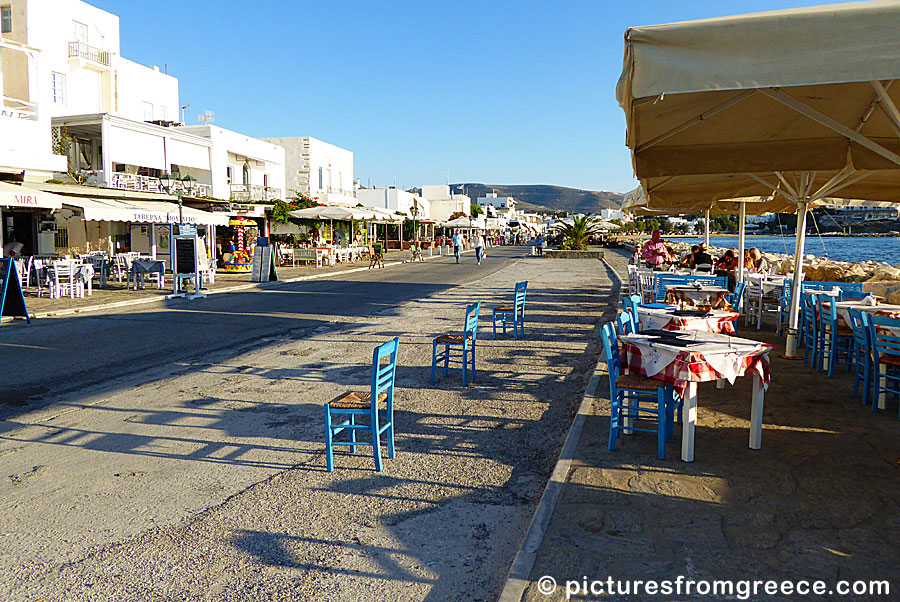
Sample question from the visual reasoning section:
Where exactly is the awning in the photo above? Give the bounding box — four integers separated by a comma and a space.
62, 197, 230, 226
0, 181, 66, 210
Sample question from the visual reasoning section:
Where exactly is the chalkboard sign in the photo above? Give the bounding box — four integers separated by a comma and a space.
0, 259, 30, 323
252, 246, 277, 282
174, 236, 197, 276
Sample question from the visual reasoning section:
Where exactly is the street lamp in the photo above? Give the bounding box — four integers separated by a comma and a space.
159, 172, 196, 224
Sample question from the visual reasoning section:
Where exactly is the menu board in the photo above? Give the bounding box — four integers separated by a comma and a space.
252, 246, 277, 282
174, 236, 197, 276
0, 259, 30, 323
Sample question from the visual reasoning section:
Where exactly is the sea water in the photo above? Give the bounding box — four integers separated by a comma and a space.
676, 235, 899, 264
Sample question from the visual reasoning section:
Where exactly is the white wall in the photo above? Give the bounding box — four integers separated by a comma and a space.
357, 188, 425, 218
262, 136, 353, 199
24, 0, 178, 121
181, 125, 286, 201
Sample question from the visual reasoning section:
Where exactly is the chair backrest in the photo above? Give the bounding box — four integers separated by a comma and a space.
616, 311, 636, 335
729, 281, 746, 312
370, 337, 400, 408
621, 294, 640, 319
464, 301, 481, 342
816, 294, 837, 327
600, 322, 623, 391
694, 263, 713, 273
847, 308, 870, 353
654, 274, 726, 303
513, 281, 527, 315
802, 281, 863, 293
869, 315, 900, 361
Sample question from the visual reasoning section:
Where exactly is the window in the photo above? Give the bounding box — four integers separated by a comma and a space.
1, 6, 12, 34
51, 72, 66, 104
263, 173, 269, 188
54, 228, 69, 249
72, 20, 87, 45
159, 106, 167, 121
318, 167, 323, 190
226, 166, 233, 184
76, 138, 92, 170
142, 102, 153, 122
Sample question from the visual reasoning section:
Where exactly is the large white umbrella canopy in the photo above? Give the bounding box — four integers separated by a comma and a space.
289, 206, 376, 221
617, 0, 900, 356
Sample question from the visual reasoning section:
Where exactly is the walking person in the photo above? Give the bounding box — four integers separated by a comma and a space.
475, 231, 485, 265
451, 229, 462, 264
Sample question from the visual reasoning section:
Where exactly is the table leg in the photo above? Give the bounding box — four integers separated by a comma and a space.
622, 368, 633, 435
750, 373, 765, 449
681, 381, 698, 462
716, 378, 725, 389
878, 363, 887, 410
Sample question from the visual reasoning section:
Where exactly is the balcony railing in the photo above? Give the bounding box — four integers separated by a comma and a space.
109, 172, 211, 197
68, 41, 111, 67
230, 184, 279, 201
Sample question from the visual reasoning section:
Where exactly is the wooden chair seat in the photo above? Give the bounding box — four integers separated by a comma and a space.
435, 333, 471, 345
328, 391, 388, 409
495, 305, 515, 312
616, 373, 664, 392
880, 355, 900, 367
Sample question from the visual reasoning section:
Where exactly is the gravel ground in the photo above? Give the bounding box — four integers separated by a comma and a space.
4, 256, 615, 601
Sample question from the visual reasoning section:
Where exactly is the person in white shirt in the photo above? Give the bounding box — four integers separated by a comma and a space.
475, 232, 485, 265
451, 230, 462, 264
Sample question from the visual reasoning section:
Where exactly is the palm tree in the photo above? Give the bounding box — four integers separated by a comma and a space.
554, 215, 602, 250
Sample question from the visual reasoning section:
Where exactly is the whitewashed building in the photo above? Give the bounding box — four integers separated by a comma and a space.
262, 136, 354, 205
476, 192, 517, 211
420, 185, 469, 223
356, 187, 422, 219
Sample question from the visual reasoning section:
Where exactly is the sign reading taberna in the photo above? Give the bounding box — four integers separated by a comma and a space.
0, 259, 30, 323
130, 212, 208, 224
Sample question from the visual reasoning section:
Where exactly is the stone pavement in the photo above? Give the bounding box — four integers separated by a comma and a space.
12, 247, 442, 319
517, 251, 900, 602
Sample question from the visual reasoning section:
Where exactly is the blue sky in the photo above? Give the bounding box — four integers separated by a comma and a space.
93, 0, 834, 193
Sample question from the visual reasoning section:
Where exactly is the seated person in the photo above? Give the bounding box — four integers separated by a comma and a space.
748, 248, 768, 273
681, 245, 699, 268
690, 244, 714, 269
718, 250, 739, 272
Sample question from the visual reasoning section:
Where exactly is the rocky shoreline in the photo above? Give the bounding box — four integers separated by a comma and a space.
616, 238, 900, 304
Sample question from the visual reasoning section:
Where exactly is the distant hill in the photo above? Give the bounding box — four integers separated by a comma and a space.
450, 183, 624, 214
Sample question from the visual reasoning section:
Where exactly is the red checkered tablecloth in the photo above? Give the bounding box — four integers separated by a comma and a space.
639, 309, 738, 336
620, 338, 773, 393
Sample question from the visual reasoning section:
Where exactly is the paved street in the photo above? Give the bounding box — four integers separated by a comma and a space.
0, 248, 614, 601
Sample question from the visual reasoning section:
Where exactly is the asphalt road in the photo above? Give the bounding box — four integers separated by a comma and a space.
1, 246, 525, 421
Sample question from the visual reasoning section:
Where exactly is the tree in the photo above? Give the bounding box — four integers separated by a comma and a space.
554, 216, 603, 250
470, 203, 484, 218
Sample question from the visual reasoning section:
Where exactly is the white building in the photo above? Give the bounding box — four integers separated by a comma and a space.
180, 125, 284, 202
477, 191, 517, 211
356, 187, 423, 219
262, 136, 354, 205
421, 184, 469, 223
599, 208, 629, 222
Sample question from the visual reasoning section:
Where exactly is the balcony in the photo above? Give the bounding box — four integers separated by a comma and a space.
1, 96, 37, 121
230, 184, 279, 201
68, 41, 111, 68
109, 172, 211, 197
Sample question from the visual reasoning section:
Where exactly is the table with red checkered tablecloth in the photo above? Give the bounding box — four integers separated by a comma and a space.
638, 307, 739, 336
619, 331, 773, 462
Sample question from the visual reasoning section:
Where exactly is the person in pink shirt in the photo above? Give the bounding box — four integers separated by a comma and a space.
640, 230, 668, 266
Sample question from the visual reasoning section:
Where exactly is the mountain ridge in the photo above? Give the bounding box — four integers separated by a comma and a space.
449, 183, 624, 214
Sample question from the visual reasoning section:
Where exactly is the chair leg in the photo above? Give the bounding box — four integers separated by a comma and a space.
492, 313, 497, 339
608, 396, 619, 451
444, 344, 450, 377
324, 405, 334, 472
385, 413, 395, 459
371, 420, 383, 472
349, 413, 356, 453
470, 343, 476, 382
462, 345, 468, 387
430, 340, 438, 385
657, 388, 667, 460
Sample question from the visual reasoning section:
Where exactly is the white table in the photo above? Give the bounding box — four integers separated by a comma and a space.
620, 330, 773, 462
638, 306, 739, 335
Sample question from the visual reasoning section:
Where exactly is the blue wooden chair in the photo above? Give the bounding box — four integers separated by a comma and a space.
432, 301, 480, 386
492, 281, 527, 339
621, 294, 641, 318
869, 315, 900, 417
727, 281, 746, 314
601, 322, 674, 460
324, 337, 399, 472
847, 308, 872, 404
616, 311, 636, 335
800, 293, 818, 366
816, 295, 854, 376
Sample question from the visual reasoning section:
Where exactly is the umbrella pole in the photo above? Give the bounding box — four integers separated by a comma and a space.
785, 202, 809, 358
704, 209, 710, 248
737, 201, 746, 284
